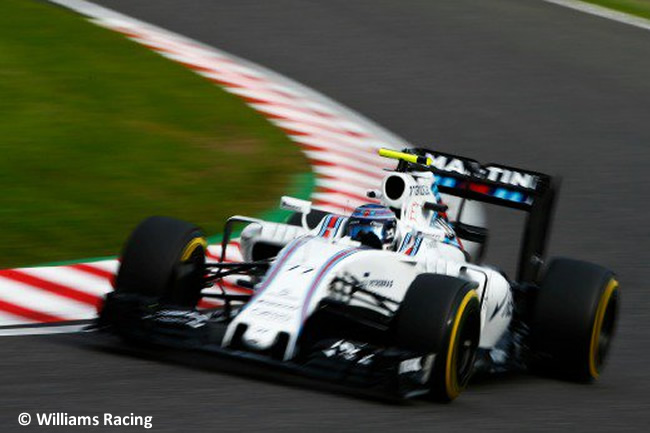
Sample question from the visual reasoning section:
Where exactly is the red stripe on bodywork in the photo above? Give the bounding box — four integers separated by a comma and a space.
198, 299, 222, 309
322, 215, 340, 238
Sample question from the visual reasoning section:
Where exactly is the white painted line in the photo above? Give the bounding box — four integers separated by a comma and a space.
542, 0, 650, 32
83, 260, 119, 274
0, 324, 91, 337
0, 312, 34, 327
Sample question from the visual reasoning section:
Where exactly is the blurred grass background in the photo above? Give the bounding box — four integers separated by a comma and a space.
583, 0, 650, 19
0, 0, 309, 268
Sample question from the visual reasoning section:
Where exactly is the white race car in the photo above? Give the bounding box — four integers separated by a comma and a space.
98, 148, 619, 401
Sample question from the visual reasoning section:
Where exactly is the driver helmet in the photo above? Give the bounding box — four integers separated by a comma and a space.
347, 204, 397, 250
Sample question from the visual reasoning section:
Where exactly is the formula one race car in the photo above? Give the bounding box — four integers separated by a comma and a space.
97, 148, 619, 401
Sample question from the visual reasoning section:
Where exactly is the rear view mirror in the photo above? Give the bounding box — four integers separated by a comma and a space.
280, 196, 312, 215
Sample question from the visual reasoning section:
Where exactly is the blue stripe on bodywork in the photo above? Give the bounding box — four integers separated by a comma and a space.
300, 248, 359, 323
317, 215, 333, 237
243, 236, 312, 309
398, 232, 412, 253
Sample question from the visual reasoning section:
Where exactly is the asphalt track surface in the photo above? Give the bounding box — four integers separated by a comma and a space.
3, 1, 650, 431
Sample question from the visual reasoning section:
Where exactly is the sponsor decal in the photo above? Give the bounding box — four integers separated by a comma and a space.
409, 185, 431, 196
428, 155, 467, 175
399, 354, 435, 384
427, 154, 539, 190
328, 272, 400, 311
485, 166, 537, 190
405, 201, 422, 223
399, 357, 423, 374
248, 308, 292, 323
365, 279, 394, 289
489, 295, 513, 321
248, 298, 299, 323
321, 339, 375, 365
144, 310, 209, 329
322, 339, 361, 360
281, 202, 303, 213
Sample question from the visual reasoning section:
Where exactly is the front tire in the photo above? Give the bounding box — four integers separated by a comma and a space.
394, 274, 481, 402
530, 258, 619, 381
114, 216, 207, 309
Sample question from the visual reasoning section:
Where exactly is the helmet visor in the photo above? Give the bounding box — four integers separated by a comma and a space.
348, 220, 386, 242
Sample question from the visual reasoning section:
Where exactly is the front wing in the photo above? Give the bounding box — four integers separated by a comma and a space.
96, 292, 437, 399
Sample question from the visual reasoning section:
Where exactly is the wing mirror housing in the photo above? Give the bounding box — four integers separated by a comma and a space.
281, 196, 312, 214
280, 196, 314, 231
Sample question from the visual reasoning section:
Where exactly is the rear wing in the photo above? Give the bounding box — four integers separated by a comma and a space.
379, 148, 560, 283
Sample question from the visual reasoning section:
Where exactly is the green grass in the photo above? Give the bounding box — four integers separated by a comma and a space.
0, 0, 310, 268
582, 0, 650, 20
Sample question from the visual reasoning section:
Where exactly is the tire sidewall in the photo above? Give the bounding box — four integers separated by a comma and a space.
114, 216, 207, 308
395, 274, 481, 401
430, 289, 480, 401
530, 258, 619, 380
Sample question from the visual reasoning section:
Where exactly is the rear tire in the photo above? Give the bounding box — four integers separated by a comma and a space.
114, 216, 207, 309
530, 258, 619, 381
394, 274, 481, 402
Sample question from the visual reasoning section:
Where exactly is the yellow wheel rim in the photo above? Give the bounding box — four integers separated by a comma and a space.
445, 290, 478, 400
588, 278, 618, 379
180, 237, 207, 262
